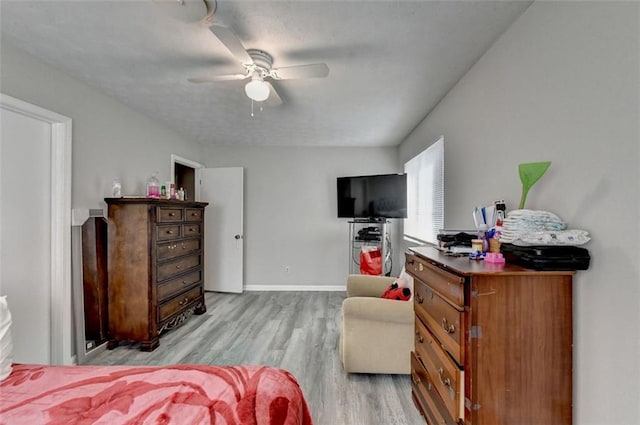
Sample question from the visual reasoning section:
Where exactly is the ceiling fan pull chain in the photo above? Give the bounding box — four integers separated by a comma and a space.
251, 99, 254, 117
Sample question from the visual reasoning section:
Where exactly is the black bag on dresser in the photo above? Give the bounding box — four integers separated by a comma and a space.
500, 244, 591, 271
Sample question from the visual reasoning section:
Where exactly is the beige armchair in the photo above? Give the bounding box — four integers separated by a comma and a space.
339, 274, 414, 374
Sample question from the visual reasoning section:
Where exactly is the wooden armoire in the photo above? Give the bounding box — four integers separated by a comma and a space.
105, 198, 208, 351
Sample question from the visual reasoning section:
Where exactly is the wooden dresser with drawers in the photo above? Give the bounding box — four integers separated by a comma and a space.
105, 198, 208, 351
406, 246, 574, 425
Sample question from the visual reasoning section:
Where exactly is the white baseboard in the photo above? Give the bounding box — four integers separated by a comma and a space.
243, 285, 346, 292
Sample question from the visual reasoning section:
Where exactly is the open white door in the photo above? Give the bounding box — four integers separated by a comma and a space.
200, 167, 244, 293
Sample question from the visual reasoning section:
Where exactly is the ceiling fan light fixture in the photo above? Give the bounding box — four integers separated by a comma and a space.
244, 79, 270, 102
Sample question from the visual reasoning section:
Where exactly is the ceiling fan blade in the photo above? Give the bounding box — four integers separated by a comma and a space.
188, 73, 249, 83
209, 25, 253, 66
270, 63, 329, 80
264, 82, 283, 106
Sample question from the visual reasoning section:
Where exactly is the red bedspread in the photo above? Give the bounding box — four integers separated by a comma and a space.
0, 363, 313, 425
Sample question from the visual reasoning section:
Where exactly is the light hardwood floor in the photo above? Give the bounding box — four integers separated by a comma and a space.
87, 291, 424, 425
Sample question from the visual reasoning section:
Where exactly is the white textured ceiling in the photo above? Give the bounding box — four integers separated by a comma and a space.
0, 0, 531, 147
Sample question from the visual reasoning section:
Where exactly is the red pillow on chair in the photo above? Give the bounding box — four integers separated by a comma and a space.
381, 282, 411, 301
381, 267, 414, 301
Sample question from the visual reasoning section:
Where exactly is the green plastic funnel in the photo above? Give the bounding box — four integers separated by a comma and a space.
518, 161, 551, 209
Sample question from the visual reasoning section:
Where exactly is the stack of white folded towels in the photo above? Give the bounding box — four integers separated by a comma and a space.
499, 209, 590, 246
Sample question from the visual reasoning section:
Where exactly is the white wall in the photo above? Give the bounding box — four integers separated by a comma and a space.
399, 2, 639, 424
0, 41, 206, 208
203, 146, 401, 288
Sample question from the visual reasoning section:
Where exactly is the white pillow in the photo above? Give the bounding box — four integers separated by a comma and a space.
0, 295, 14, 381
395, 267, 414, 301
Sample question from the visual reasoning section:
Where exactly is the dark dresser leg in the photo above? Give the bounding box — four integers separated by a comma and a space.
140, 337, 159, 352
194, 302, 207, 315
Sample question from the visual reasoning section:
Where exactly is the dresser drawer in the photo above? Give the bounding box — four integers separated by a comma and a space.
414, 279, 464, 365
157, 225, 181, 241
185, 208, 203, 222
157, 207, 183, 223
411, 352, 457, 425
415, 318, 464, 422
182, 223, 201, 237
157, 270, 202, 301
158, 286, 202, 322
157, 254, 201, 282
157, 238, 201, 260
406, 253, 464, 309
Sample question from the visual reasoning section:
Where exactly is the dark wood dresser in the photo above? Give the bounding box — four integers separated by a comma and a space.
406, 246, 574, 425
105, 198, 208, 351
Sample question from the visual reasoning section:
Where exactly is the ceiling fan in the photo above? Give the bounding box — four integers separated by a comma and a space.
188, 25, 330, 106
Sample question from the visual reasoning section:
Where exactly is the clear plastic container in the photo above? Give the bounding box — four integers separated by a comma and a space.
146, 172, 160, 199
111, 179, 122, 198
478, 224, 488, 252
471, 239, 484, 254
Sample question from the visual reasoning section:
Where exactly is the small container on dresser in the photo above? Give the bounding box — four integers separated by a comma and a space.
105, 198, 209, 351
406, 246, 574, 425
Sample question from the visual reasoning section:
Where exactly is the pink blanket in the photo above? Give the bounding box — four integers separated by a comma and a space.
0, 363, 313, 425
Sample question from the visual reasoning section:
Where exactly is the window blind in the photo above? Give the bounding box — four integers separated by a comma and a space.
403, 137, 444, 245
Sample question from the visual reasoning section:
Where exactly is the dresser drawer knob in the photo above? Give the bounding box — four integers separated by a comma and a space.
441, 318, 456, 334
166, 230, 174, 235
182, 280, 188, 285
178, 297, 188, 306
191, 212, 198, 216
169, 212, 176, 217
189, 228, 195, 232
418, 263, 424, 272
438, 367, 451, 387
176, 265, 181, 269
411, 373, 421, 386
416, 294, 424, 304
181, 243, 186, 249
415, 330, 424, 343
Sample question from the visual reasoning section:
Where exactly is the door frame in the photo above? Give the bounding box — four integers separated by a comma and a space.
0, 93, 72, 365
170, 154, 203, 201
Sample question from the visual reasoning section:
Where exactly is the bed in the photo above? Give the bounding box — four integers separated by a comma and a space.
0, 363, 313, 425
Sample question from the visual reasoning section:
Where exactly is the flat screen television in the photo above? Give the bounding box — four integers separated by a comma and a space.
337, 173, 407, 219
